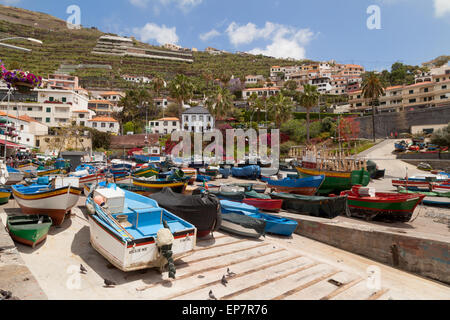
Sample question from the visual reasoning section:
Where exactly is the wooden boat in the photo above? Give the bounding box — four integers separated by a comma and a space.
341, 186, 425, 222
36, 168, 65, 177
133, 165, 159, 178
271, 192, 350, 219
6, 215, 52, 248
132, 177, 187, 195
220, 200, 297, 237
12, 182, 82, 226
86, 183, 196, 273
6, 166, 24, 185
17, 162, 39, 173
398, 188, 450, 208
0, 187, 11, 204
149, 188, 221, 238
265, 175, 325, 195
242, 198, 283, 213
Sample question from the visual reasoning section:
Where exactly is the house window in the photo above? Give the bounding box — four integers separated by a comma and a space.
20, 125, 24, 130
200, 116, 204, 121
164, 121, 168, 126
184, 116, 188, 122
46, 118, 50, 123
62, 97, 67, 103
109, 123, 114, 128
208, 116, 211, 122
101, 123, 106, 128
441, 95, 447, 99
36, 140, 40, 147
409, 90, 414, 94
79, 114, 85, 119
172, 121, 176, 126
150, 122, 154, 126
442, 85, 447, 90
192, 116, 196, 121
93, 123, 97, 128
27, 107, 33, 111
49, 97, 54, 102
80, 121, 85, 126
46, 107, 51, 113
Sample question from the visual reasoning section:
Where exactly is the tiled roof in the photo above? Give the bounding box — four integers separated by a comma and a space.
88, 117, 118, 122
73, 110, 90, 113
157, 117, 179, 121
89, 100, 113, 104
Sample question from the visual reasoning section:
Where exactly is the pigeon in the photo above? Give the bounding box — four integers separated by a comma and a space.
0, 290, 12, 300
80, 264, 88, 274
221, 275, 228, 286
208, 290, 217, 300
104, 279, 116, 287
226, 268, 236, 277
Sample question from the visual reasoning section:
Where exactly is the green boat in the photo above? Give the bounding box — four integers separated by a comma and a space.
7, 215, 52, 248
133, 166, 159, 178
296, 166, 370, 194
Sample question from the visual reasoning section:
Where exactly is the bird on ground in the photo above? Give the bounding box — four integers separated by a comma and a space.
208, 290, 217, 300
221, 275, 228, 286
80, 264, 88, 274
226, 268, 236, 277
104, 279, 116, 287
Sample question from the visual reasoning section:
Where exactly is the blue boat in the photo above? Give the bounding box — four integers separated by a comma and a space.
85, 182, 197, 274
394, 141, 408, 152
265, 175, 325, 196
422, 197, 450, 208
219, 167, 231, 179
231, 165, 261, 180
196, 175, 212, 182
220, 200, 298, 237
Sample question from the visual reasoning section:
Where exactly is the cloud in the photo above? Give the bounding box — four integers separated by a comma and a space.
133, 23, 179, 45
129, 0, 203, 11
225, 21, 316, 60
434, 0, 450, 17
199, 29, 220, 41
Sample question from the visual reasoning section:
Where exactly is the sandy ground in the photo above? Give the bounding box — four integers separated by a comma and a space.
0, 140, 449, 300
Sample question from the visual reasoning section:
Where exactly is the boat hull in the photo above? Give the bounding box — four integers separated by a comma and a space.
6, 171, 25, 185
12, 186, 82, 226
133, 179, 187, 195
0, 189, 11, 204
296, 166, 370, 194
88, 212, 196, 272
219, 219, 262, 238
7, 215, 52, 248
242, 199, 283, 212
342, 191, 425, 222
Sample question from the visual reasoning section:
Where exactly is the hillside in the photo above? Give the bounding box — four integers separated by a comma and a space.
0, 5, 309, 90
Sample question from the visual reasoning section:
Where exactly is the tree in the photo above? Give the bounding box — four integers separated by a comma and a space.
116, 88, 154, 134
267, 93, 294, 128
362, 72, 385, 142
169, 74, 195, 118
205, 86, 235, 119
248, 93, 265, 124
297, 84, 320, 143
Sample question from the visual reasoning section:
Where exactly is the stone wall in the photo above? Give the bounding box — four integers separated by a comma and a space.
355, 105, 450, 139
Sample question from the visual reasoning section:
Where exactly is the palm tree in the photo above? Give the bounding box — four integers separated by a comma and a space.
169, 74, 195, 118
248, 93, 264, 125
205, 86, 235, 119
362, 72, 385, 142
267, 93, 294, 128
297, 84, 320, 143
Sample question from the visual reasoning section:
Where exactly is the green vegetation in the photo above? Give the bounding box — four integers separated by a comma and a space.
362, 72, 385, 142
369, 62, 429, 87
431, 123, 450, 147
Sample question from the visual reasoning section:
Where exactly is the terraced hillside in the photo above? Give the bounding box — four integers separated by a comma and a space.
0, 5, 308, 90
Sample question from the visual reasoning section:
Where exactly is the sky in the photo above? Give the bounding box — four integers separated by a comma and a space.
1, 0, 450, 71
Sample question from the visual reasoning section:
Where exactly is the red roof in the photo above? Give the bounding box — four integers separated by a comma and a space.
88, 117, 118, 123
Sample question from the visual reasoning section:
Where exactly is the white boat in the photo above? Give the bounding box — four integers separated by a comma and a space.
6, 167, 25, 185
86, 183, 197, 273
12, 177, 82, 226
70, 169, 106, 188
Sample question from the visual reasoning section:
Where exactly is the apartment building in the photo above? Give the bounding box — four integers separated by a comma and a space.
309, 77, 332, 94
349, 76, 450, 113
0, 87, 91, 127
242, 87, 281, 100
0, 111, 48, 149
47, 74, 79, 90
98, 91, 125, 106
88, 100, 115, 116
149, 117, 180, 135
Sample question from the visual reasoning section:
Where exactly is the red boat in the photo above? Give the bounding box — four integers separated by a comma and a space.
242, 198, 283, 212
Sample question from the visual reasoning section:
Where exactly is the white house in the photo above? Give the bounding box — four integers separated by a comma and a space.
87, 116, 120, 135
149, 117, 180, 135
0, 111, 48, 149
122, 75, 152, 84
0, 87, 90, 128
182, 106, 214, 133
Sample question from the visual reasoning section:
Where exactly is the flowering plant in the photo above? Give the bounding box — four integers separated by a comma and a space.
0, 59, 42, 91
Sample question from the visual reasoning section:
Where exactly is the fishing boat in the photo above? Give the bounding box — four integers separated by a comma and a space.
181, 168, 197, 185
341, 186, 425, 222
0, 187, 11, 204
391, 178, 433, 191
220, 200, 297, 237
132, 177, 188, 195
86, 183, 196, 273
133, 165, 159, 178
271, 192, 350, 219
265, 175, 325, 195
6, 166, 24, 185
196, 174, 212, 183
397, 188, 450, 208
295, 149, 370, 194
149, 188, 221, 238
231, 165, 261, 180
12, 178, 83, 226
242, 198, 283, 213
36, 168, 65, 177
17, 161, 39, 173
6, 215, 52, 248
394, 140, 408, 152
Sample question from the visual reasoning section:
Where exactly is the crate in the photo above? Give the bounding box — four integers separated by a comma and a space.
94, 188, 125, 214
